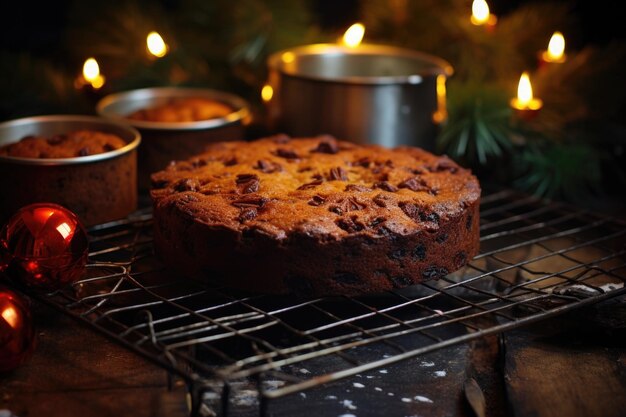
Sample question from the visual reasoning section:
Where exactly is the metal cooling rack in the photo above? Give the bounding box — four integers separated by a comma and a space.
31, 188, 626, 416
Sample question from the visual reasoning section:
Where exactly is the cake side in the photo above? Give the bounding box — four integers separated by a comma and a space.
151, 135, 481, 296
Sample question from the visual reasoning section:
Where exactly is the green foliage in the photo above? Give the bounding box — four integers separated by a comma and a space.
64, 0, 313, 87
0, 52, 82, 120
361, 0, 572, 83
514, 141, 604, 202
437, 82, 513, 165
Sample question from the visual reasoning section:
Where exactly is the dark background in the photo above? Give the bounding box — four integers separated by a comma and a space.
1, 0, 625, 56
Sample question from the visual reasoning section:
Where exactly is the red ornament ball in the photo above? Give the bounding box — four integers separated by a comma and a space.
0, 203, 89, 291
0, 285, 36, 372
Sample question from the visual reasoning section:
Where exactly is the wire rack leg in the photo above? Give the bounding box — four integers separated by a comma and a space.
221, 382, 230, 417
189, 384, 205, 417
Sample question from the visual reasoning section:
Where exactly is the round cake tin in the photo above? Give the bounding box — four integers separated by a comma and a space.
96, 87, 250, 190
0, 115, 141, 226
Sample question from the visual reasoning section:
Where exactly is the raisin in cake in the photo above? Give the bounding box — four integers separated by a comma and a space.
151, 135, 480, 297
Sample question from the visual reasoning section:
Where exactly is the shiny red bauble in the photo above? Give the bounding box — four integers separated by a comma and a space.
0, 285, 35, 372
0, 203, 88, 291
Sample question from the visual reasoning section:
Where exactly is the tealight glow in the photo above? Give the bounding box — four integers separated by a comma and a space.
147, 31, 168, 58
541, 31, 566, 63
510, 72, 543, 115
81, 57, 105, 89
471, 0, 497, 26
261, 84, 274, 102
342, 23, 365, 48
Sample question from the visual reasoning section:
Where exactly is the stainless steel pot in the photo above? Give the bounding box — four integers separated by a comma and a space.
266, 44, 453, 150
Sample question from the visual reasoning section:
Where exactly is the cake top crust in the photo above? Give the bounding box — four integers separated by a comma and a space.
127, 97, 233, 123
150, 135, 480, 240
0, 130, 126, 158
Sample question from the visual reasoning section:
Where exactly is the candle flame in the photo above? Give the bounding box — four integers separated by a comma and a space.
82, 58, 105, 89
547, 31, 565, 60
471, 0, 490, 25
281, 52, 296, 64
90, 77, 104, 89
342, 23, 365, 48
83, 58, 100, 82
517, 72, 534, 105
147, 31, 168, 58
432, 74, 448, 124
261, 84, 274, 102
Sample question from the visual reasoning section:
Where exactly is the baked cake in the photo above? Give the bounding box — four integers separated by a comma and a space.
151, 135, 480, 297
0, 130, 126, 158
127, 98, 233, 123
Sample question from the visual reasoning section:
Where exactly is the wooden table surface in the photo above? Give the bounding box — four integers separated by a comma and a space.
1, 293, 625, 417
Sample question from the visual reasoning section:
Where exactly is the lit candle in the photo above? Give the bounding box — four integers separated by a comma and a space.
147, 31, 168, 58
342, 23, 365, 48
75, 57, 105, 91
471, 0, 497, 28
261, 84, 273, 102
510, 71, 543, 119
432, 74, 448, 124
539, 31, 566, 65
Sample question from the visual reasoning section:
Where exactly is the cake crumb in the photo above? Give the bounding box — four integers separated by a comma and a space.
414, 395, 433, 403
341, 399, 357, 410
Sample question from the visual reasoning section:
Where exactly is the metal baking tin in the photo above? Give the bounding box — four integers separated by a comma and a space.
266, 43, 453, 150
96, 87, 250, 190
96, 87, 250, 131
0, 115, 141, 226
0, 115, 140, 165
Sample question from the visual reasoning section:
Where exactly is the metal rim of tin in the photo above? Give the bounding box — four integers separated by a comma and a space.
96, 87, 251, 131
267, 43, 454, 85
0, 115, 141, 166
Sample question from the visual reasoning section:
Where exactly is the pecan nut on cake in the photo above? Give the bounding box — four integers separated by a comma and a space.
151, 135, 480, 297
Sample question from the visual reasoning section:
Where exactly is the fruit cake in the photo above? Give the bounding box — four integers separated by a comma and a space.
151, 135, 480, 296
127, 97, 233, 123
0, 130, 126, 158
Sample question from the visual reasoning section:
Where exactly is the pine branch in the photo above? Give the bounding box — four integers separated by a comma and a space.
437, 81, 513, 166
0, 52, 85, 120
513, 141, 605, 202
